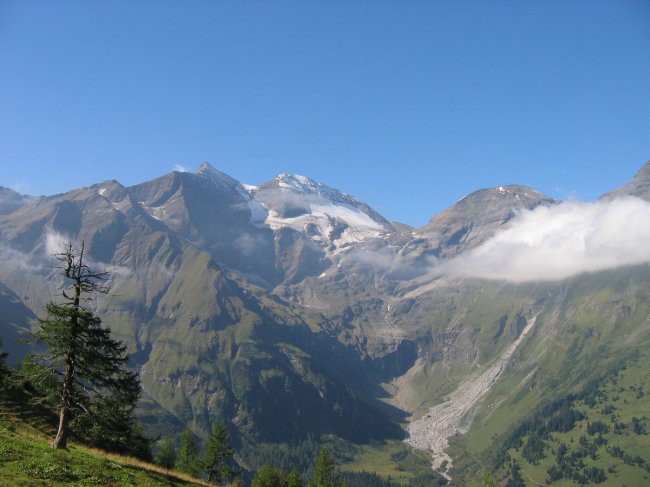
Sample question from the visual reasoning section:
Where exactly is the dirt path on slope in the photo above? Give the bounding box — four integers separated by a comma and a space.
405, 316, 537, 478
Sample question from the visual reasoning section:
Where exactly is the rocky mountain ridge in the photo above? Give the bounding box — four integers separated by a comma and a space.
1, 160, 649, 482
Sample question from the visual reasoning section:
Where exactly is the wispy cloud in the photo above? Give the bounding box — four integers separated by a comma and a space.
173, 164, 189, 172
10, 182, 32, 194
44, 230, 70, 256
437, 197, 650, 282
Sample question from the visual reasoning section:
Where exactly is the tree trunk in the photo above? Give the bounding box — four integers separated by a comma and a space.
51, 406, 68, 449
52, 360, 74, 449
52, 262, 80, 450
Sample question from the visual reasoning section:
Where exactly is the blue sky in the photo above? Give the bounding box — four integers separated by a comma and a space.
0, 1, 648, 226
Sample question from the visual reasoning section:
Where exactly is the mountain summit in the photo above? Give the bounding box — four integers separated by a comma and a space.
252, 173, 394, 252
420, 184, 555, 256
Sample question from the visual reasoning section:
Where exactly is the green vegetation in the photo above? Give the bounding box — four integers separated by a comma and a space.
443, 268, 650, 485
204, 422, 238, 484
480, 353, 650, 486
308, 448, 341, 487
25, 242, 148, 458
155, 437, 177, 469
249, 447, 369, 487
178, 428, 203, 476
252, 465, 302, 487
0, 425, 209, 486
0, 381, 210, 486
338, 440, 435, 484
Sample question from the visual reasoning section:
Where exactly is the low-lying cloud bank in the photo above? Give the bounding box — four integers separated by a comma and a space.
437, 197, 650, 282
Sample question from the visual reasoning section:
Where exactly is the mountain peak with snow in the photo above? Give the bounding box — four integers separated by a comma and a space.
251, 173, 394, 251
260, 173, 344, 199
275, 173, 319, 192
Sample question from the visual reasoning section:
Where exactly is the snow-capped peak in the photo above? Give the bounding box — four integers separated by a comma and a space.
251, 173, 393, 251
271, 173, 330, 195
263, 173, 377, 211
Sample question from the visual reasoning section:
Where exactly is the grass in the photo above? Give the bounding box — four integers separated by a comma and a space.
0, 384, 213, 487
338, 440, 434, 484
0, 421, 216, 487
494, 352, 650, 486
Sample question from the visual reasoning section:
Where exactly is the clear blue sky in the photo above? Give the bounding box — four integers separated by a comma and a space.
1, 1, 648, 226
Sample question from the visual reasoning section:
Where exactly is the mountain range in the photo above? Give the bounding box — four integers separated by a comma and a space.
1, 161, 649, 484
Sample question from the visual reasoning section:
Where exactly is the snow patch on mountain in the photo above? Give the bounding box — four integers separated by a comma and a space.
251, 173, 392, 248
274, 173, 324, 194
262, 198, 387, 248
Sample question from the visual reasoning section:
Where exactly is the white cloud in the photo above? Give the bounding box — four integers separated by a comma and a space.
44, 230, 70, 256
173, 164, 189, 172
437, 197, 650, 282
0, 243, 34, 271
10, 181, 32, 194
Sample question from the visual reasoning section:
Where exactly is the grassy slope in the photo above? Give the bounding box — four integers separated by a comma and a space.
0, 386, 211, 487
447, 266, 650, 485
338, 440, 434, 484
499, 353, 650, 486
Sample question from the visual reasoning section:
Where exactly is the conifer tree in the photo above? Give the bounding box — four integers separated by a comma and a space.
287, 468, 303, 487
204, 421, 238, 484
252, 465, 286, 487
177, 428, 202, 475
155, 437, 177, 469
30, 242, 141, 451
309, 448, 342, 487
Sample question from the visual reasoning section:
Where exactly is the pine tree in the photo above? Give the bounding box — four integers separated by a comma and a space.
252, 465, 286, 487
177, 428, 202, 476
309, 448, 336, 487
287, 468, 303, 487
155, 437, 177, 469
30, 242, 142, 452
204, 421, 238, 484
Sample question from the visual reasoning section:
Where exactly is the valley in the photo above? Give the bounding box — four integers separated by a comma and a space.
406, 315, 538, 477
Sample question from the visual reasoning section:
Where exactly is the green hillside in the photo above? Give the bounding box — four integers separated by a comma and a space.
446, 267, 650, 485
485, 352, 650, 486
0, 385, 211, 487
